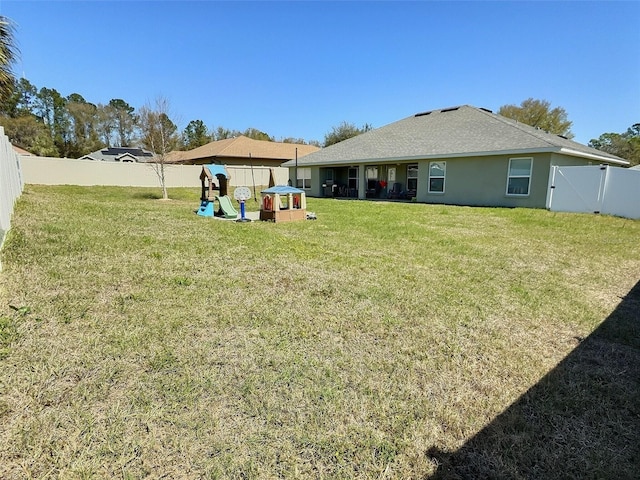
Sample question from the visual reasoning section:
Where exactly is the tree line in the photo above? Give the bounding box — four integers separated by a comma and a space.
1, 75, 637, 166
588, 124, 640, 166
0, 77, 326, 158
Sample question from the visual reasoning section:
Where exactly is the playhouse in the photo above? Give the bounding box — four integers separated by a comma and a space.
197, 164, 237, 218
260, 185, 307, 222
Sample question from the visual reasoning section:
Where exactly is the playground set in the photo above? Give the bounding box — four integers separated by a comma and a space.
196, 165, 238, 219
196, 165, 309, 223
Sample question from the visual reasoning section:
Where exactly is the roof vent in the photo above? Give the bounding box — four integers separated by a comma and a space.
557, 134, 568, 139
440, 107, 460, 113
479, 107, 493, 113
415, 111, 432, 117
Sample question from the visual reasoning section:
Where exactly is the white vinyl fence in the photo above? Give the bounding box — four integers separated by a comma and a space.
0, 127, 24, 269
547, 165, 640, 220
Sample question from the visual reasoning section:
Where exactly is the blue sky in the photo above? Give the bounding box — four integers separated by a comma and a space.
1, 0, 638, 145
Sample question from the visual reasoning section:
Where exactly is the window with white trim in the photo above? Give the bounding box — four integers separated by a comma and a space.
297, 167, 311, 189
407, 164, 418, 191
428, 161, 446, 193
506, 158, 532, 195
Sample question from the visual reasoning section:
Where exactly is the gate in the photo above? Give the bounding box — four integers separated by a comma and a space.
547, 165, 640, 219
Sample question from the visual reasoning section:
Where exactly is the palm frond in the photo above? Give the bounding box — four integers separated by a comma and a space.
0, 16, 19, 102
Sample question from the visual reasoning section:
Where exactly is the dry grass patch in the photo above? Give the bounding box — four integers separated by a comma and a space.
0, 185, 638, 478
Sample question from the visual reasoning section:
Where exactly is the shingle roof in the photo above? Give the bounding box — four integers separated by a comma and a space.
167, 135, 320, 164
283, 105, 627, 167
12, 144, 33, 156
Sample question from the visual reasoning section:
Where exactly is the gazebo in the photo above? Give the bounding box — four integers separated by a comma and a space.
260, 185, 307, 222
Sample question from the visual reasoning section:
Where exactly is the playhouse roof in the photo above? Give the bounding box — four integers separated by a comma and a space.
204, 164, 230, 178
261, 185, 305, 195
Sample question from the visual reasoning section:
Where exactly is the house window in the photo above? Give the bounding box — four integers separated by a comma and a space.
506, 158, 532, 195
407, 164, 418, 192
428, 161, 446, 193
297, 167, 311, 189
366, 166, 379, 191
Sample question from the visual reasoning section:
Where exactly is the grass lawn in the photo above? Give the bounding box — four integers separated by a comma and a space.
1, 185, 638, 479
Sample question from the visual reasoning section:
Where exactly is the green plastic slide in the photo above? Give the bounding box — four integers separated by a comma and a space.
215, 195, 238, 219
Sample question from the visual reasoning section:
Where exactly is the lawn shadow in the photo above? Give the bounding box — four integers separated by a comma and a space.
131, 190, 163, 200
427, 279, 640, 479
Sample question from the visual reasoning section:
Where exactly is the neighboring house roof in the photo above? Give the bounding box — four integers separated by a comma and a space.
79, 147, 155, 162
12, 144, 33, 156
167, 135, 320, 164
283, 105, 628, 167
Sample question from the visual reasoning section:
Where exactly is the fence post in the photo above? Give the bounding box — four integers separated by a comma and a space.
546, 165, 558, 209
594, 165, 608, 214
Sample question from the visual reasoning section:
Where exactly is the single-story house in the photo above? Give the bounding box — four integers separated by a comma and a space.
282, 105, 628, 209
79, 147, 155, 163
166, 135, 320, 168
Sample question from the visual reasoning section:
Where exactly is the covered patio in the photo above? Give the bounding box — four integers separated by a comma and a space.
318, 164, 417, 200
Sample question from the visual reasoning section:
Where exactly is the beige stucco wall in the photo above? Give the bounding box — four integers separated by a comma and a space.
20, 156, 289, 188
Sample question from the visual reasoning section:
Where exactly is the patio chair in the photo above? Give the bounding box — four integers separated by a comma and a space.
387, 182, 403, 199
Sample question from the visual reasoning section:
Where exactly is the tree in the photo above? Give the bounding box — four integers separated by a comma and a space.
0, 114, 58, 156
94, 103, 117, 147
66, 93, 103, 157
34, 87, 59, 134
589, 123, 640, 166
211, 126, 242, 141
323, 121, 373, 147
35, 87, 71, 156
243, 127, 273, 141
138, 97, 179, 200
498, 98, 573, 138
181, 119, 211, 149
0, 16, 18, 103
1, 77, 37, 117
109, 98, 137, 146
281, 137, 310, 145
